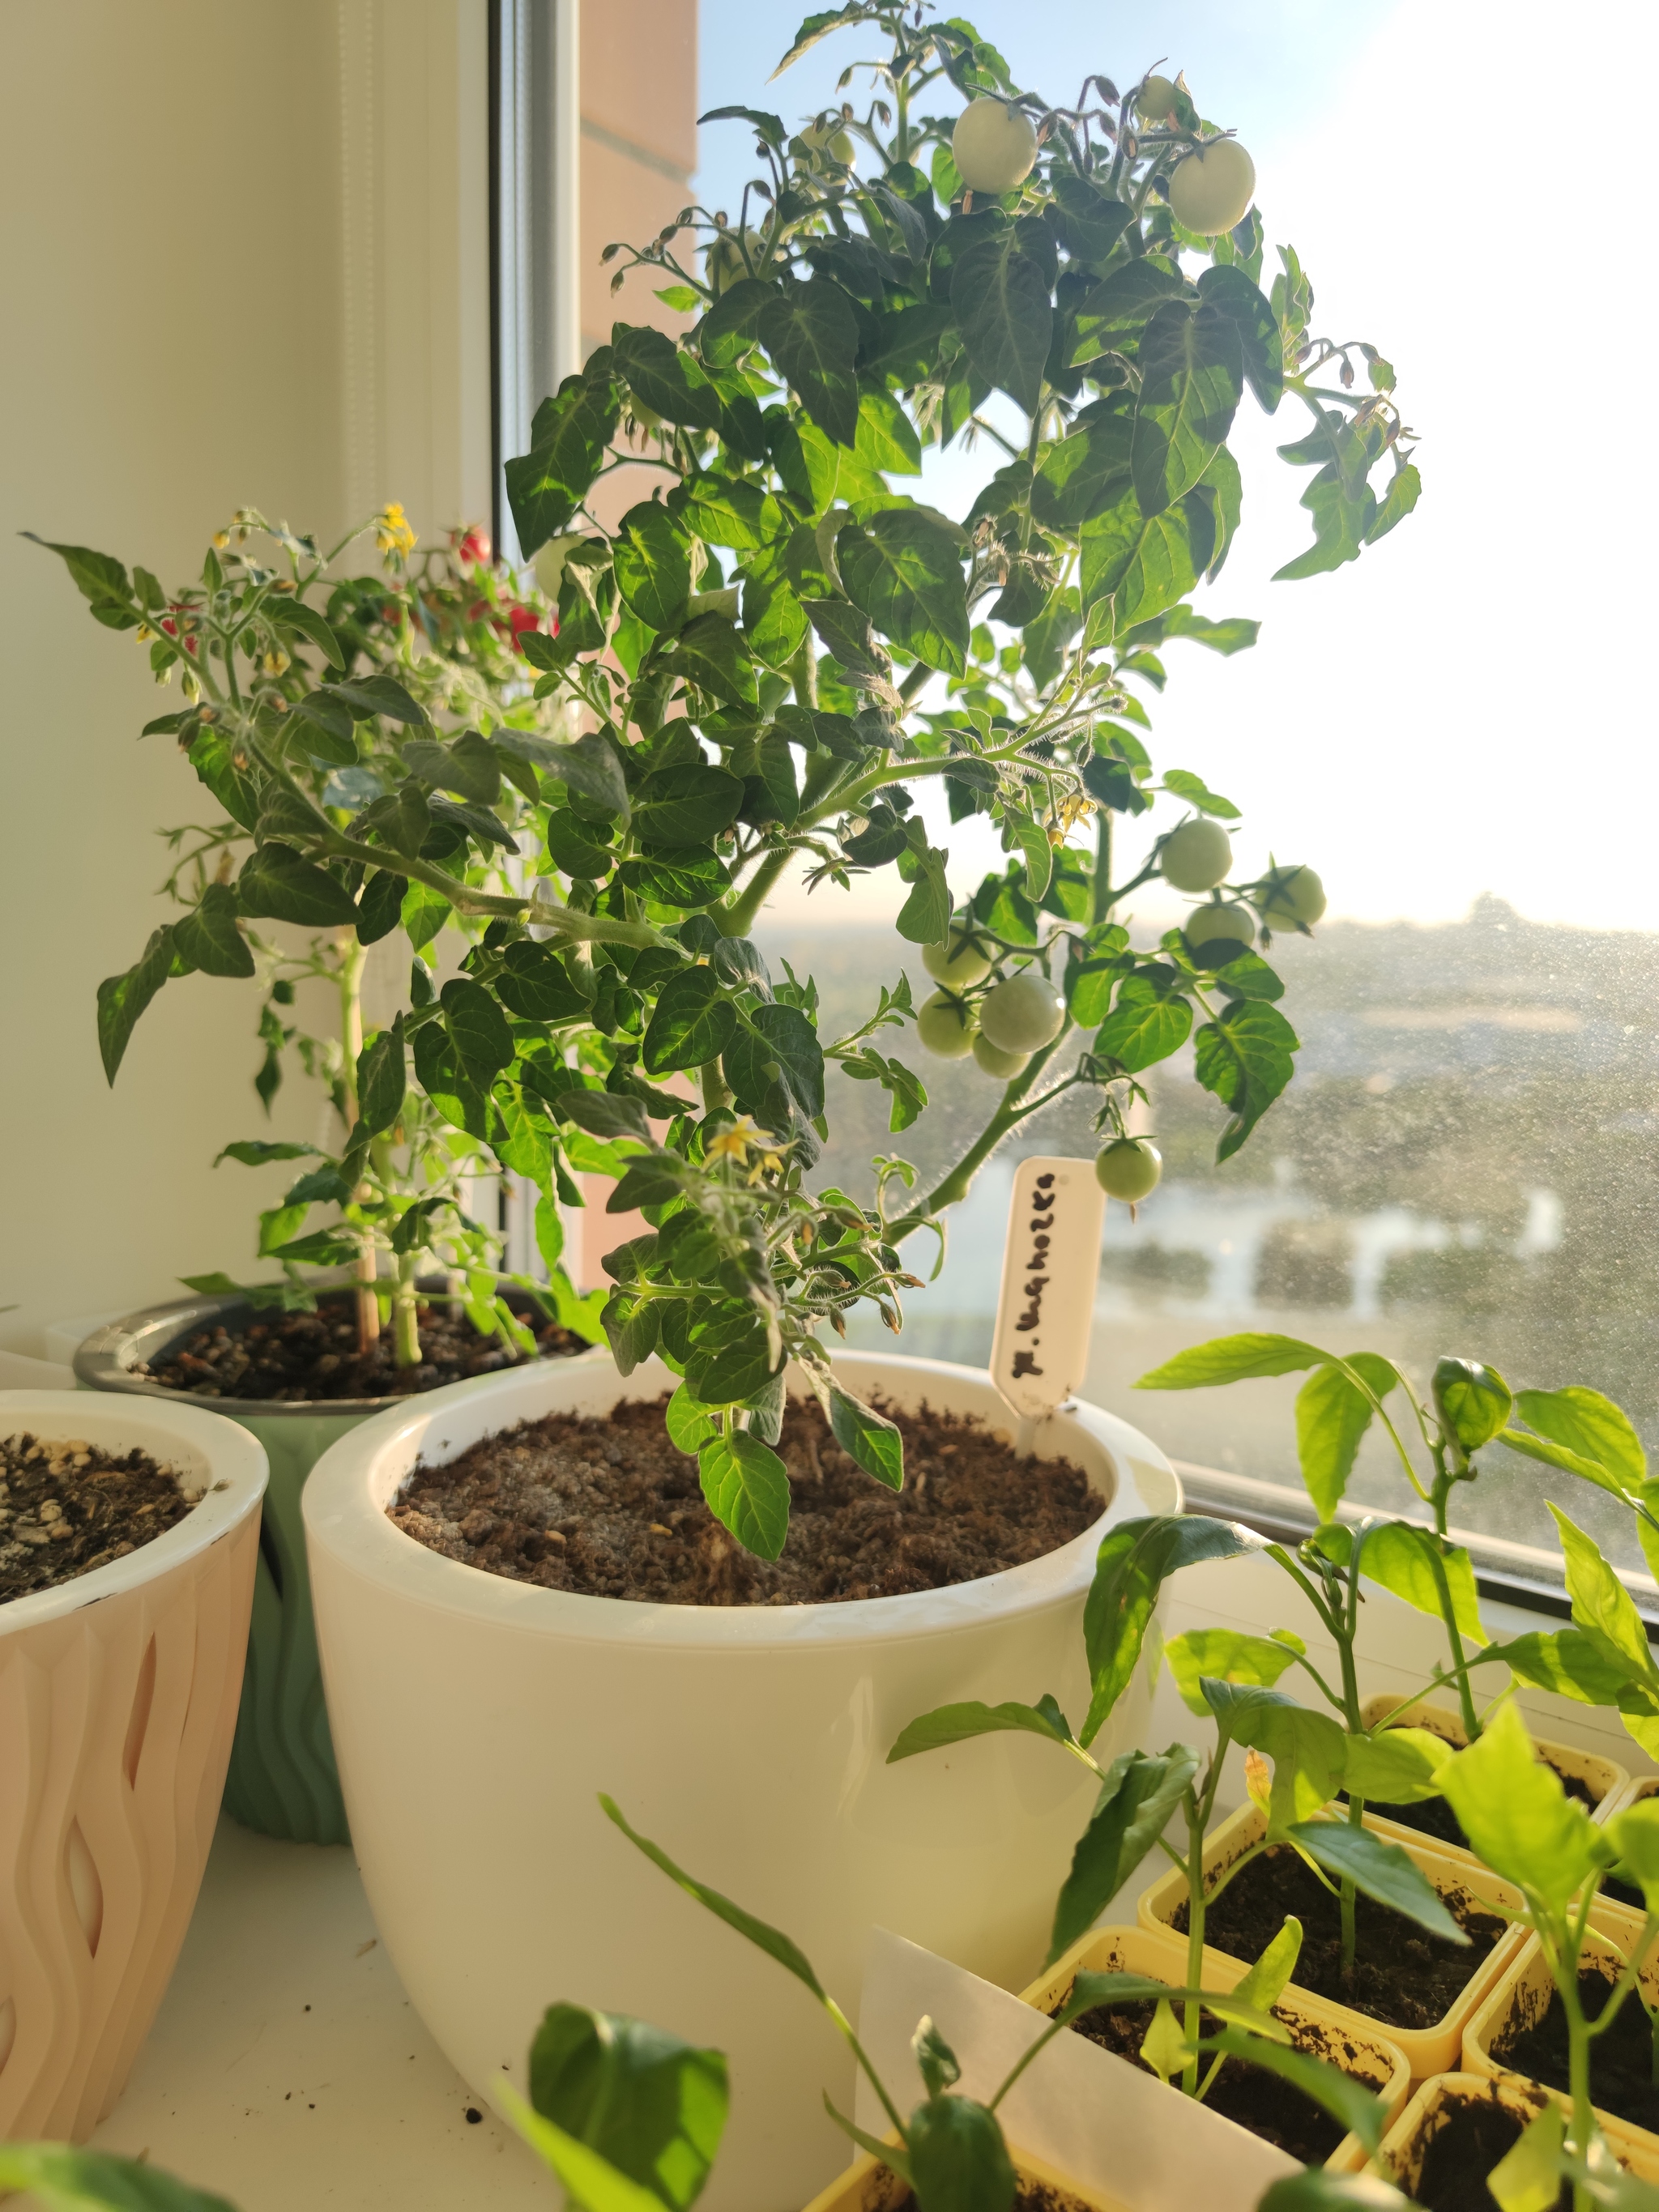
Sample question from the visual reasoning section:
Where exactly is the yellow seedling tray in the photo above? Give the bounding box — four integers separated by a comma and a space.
1464, 1920, 1659, 2159
1370, 2069, 1659, 2197
1354, 1695, 1627, 1869
800, 2138, 1127, 2212
1136, 1799, 1527, 2078
1017, 1920, 1411, 2176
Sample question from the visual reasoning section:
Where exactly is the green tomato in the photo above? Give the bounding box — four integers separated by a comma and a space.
916, 991, 977, 1059
922, 930, 993, 988
1135, 75, 1179, 123
705, 229, 773, 295
1262, 865, 1327, 927
1094, 1138, 1162, 1201
800, 120, 855, 167
1167, 139, 1256, 234
951, 97, 1039, 195
972, 1031, 1030, 1080
1184, 901, 1256, 965
1160, 818, 1233, 894
979, 973, 1064, 1054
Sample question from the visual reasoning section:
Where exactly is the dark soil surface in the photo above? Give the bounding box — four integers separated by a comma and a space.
1351, 1754, 1598, 1855
390, 1392, 1099, 1604
1494, 1961, 1659, 2132
1061, 1993, 1381, 2163
1170, 1840, 1507, 2031
0, 1432, 192, 1602
1410, 2086, 1566, 2212
139, 1294, 587, 1404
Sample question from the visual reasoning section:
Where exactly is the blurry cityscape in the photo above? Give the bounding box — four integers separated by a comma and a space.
759, 895, 1659, 1571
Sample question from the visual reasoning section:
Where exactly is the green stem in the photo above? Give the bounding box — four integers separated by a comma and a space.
883, 1021, 1077, 1242
1092, 809, 1114, 926
722, 848, 792, 939
1424, 1536, 1481, 1740
1182, 1794, 1205, 2098
394, 1254, 421, 1367
1340, 1793, 1364, 1980
336, 938, 382, 1358
1566, 1980, 1595, 2212
700, 1059, 731, 1112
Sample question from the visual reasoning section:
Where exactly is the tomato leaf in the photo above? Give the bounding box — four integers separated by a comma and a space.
760, 278, 860, 447
614, 501, 693, 632
1130, 299, 1243, 518
950, 230, 1052, 415
698, 1430, 791, 1558
641, 967, 736, 1076
836, 508, 969, 675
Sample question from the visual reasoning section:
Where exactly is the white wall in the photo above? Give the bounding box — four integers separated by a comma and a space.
0, 0, 490, 1352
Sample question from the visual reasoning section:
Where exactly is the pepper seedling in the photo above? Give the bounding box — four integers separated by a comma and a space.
890, 1513, 1467, 2052
1435, 1703, 1659, 2212
1135, 1333, 1659, 1781
599, 1793, 1387, 2208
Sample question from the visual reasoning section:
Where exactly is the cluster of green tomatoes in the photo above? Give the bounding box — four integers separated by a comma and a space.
912, 818, 1325, 1207
950, 74, 1257, 236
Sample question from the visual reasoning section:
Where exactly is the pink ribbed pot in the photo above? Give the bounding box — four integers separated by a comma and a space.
0, 1392, 266, 2138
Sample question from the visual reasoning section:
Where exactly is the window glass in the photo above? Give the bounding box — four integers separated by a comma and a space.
700, 0, 1659, 1573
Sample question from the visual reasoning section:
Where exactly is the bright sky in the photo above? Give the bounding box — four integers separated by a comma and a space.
695, 0, 1659, 934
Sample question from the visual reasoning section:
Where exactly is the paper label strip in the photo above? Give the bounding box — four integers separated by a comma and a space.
988, 1155, 1106, 1424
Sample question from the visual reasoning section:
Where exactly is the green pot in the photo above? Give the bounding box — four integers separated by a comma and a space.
75, 1289, 594, 1847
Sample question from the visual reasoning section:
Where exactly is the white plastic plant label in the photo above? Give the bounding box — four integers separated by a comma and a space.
989, 1156, 1106, 1425
854, 1927, 1298, 2212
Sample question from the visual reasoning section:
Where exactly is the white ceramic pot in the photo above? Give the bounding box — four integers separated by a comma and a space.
303, 1350, 1179, 2212
0, 1390, 267, 2138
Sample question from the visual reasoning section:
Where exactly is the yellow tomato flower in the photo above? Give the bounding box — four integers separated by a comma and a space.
375, 502, 418, 558
706, 1115, 764, 1164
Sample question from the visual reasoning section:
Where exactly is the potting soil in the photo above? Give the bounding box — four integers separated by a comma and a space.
0, 1432, 192, 1602
389, 1392, 1099, 1603
1061, 1993, 1373, 2162
1170, 1840, 1507, 2030
1410, 2085, 1568, 2211
1494, 1961, 1659, 2133
139, 1294, 587, 1402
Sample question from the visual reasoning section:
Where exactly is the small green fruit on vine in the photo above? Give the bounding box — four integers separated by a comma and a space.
1262, 866, 1328, 927
922, 930, 992, 988
1136, 75, 1179, 123
800, 120, 855, 168
1184, 902, 1256, 961
979, 974, 1064, 1054
972, 1032, 1030, 1080
1159, 818, 1233, 893
1167, 139, 1256, 234
916, 991, 977, 1058
705, 229, 774, 294
1094, 1138, 1162, 1201
951, 98, 1039, 195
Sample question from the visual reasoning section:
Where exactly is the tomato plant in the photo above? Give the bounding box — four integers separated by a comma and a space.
44, 2, 1418, 1556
